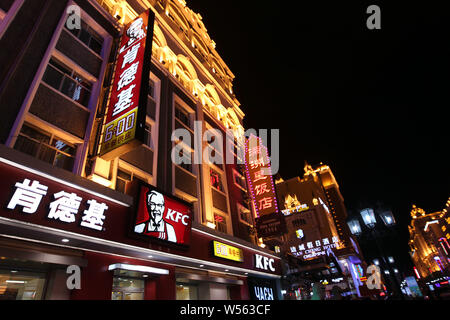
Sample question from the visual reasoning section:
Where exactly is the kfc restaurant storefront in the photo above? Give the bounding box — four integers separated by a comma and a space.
0, 146, 281, 300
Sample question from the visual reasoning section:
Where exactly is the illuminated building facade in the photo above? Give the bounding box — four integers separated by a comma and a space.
272, 163, 367, 300
408, 199, 450, 294
0, 0, 281, 300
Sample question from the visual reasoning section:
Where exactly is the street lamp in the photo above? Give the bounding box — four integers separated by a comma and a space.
360, 208, 377, 228
380, 210, 396, 227
348, 219, 362, 236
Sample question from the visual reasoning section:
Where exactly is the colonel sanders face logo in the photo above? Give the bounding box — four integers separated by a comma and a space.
146, 190, 165, 225
127, 18, 145, 45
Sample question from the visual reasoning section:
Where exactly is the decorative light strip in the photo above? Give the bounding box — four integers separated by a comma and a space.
108, 263, 169, 275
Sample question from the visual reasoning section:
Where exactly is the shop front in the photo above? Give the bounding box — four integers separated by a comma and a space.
0, 146, 282, 300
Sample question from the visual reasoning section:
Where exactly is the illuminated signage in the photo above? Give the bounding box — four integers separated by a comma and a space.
100, 10, 155, 159
244, 135, 279, 217
254, 287, 274, 301
247, 277, 278, 301
7, 178, 108, 231
290, 236, 340, 260
212, 241, 244, 262
255, 254, 275, 272
282, 204, 309, 216
133, 184, 192, 246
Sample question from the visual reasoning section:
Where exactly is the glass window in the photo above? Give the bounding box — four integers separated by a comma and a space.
66, 19, 104, 55
144, 124, 152, 149
0, 267, 46, 301
14, 124, 77, 172
177, 146, 193, 173
176, 283, 198, 300
238, 204, 253, 226
233, 170, 247, 190
148, 79, 155, 99
42, 58, 92, 107
210, 169, 224, 193
175, 104, 191, 129
112, 277, 144, 300
214, 214, 227, 233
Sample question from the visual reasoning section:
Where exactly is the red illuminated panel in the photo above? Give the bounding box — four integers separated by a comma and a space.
133, 184, 192, 246
100, 10, 155, 159
244, 135, 279, 217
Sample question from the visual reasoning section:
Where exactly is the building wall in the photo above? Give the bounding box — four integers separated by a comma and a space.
0, 0, 256, 244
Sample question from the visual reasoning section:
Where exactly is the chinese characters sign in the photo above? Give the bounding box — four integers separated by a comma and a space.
289, 236, 340, 260
133, 184, 192, 246
244, 135, 279, 217
100, 10, 155, 159
213, 241, 244, 262
7, 178, 109, 231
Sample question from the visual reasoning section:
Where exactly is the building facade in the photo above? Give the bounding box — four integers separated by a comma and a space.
408, 199, 450, 295
0, 0, 281, 300
271, 163, 368, 300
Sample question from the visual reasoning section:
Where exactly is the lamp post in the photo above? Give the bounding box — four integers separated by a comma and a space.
348, 208, 404, 299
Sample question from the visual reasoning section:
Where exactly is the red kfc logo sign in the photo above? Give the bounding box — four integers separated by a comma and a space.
133, 185, 192, 246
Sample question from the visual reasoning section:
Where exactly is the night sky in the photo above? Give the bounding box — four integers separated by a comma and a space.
187, 1, 449, 270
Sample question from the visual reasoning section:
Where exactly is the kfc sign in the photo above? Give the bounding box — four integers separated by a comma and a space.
255, 254, 276, 272
100, 10, 155, 159
133, 184, 192, 246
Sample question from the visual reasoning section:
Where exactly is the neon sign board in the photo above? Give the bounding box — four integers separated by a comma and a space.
244, 135, 279, 218
100, 10, 155, 159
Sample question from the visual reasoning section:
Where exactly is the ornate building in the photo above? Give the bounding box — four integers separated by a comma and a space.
408, 198, 450, 292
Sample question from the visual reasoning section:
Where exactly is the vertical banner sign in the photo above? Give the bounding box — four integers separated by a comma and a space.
100, 10, 155, 159
245, 135, 279, 217
245, 135, 285, 238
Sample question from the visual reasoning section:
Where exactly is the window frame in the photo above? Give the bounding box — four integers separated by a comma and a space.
172, 94, 197, 177
237, 202, 253, 227
15, 122, 77, 171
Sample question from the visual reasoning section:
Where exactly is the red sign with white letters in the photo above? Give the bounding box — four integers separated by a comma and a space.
100, 10, 155, 159
133, 184, 192, 246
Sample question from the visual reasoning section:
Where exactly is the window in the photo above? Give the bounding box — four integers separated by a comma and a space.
205, 122, 224, 170
238, 203, 253, 226
214, 213, 227, 234
144, 123, 153, 149
148, 79, 155, 99
115, 169, 146, 194
210, 169, 224, 193
177, 147, 193, 173
66, 19, 104, 55
112, 276, 144, 300
14, 124, 77, 171
175, 104, 191, 129
0, 257, 49, 301
176, 283, 198, 300
233, 170, 247, 190
42, 58, 92, 107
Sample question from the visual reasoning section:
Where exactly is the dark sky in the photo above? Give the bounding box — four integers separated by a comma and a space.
186, 1, 449, 270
